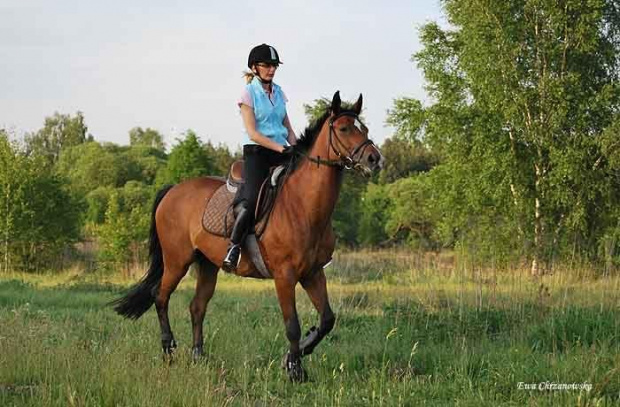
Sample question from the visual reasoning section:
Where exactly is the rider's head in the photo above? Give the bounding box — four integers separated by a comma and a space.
246, 44, 282, 84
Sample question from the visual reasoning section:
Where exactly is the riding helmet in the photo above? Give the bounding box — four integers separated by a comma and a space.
248, 44, 283, 69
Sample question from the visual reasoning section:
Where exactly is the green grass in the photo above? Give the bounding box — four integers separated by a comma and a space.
0, 251, 619, 406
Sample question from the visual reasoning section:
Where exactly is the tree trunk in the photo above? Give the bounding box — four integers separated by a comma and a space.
532, 160, 543, 276
3, 185, 10, 273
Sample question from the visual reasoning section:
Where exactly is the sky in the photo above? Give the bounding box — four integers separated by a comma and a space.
0, 0, 445, 151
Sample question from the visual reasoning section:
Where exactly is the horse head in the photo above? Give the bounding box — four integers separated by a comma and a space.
322, 91, 384, 176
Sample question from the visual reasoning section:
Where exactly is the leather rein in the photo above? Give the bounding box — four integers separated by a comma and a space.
300, 112, 375, 171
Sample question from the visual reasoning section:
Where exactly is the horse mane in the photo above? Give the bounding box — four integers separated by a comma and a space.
289, 102, 356, 172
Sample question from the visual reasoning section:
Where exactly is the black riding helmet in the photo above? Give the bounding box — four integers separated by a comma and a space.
247, 44, 283, 69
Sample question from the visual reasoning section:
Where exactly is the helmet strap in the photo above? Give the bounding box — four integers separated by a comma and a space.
252, 67, 273, 85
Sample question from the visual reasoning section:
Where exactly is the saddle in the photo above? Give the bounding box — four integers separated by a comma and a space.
202, 160, 287, 239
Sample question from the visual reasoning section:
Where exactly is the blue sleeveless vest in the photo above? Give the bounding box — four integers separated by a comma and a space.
243, 77, 288, 146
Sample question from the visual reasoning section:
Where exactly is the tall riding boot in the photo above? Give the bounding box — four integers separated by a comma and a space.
222, 204, 251, 272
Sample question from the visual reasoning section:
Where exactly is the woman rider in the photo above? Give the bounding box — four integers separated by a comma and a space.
222, 43, 297, 272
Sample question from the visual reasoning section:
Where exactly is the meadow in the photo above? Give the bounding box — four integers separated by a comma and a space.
0, 251, 619, 406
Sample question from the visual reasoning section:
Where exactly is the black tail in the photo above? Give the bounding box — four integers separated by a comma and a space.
111, 185, 175, 319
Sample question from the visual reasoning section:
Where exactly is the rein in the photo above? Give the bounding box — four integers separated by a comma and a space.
298, 112, 374, 171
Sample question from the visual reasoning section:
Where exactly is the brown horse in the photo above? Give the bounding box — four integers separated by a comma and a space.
112, 91, 383, 382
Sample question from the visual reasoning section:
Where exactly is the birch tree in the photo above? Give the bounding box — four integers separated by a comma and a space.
392, 0, 620, 272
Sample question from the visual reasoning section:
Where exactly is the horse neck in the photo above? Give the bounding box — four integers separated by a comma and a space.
284, 129, 343, 229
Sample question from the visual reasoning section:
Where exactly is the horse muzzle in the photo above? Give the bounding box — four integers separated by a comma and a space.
356, 146, 384, 176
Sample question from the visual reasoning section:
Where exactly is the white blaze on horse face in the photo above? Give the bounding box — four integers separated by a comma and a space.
353, 118, 368, 135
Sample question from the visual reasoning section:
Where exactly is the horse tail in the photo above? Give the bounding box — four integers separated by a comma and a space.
111, 184, 175, 319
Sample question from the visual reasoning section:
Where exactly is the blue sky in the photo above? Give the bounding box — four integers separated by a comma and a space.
0, 0, 445, 150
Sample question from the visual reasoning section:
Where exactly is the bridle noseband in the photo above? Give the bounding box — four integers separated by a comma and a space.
304, 112, 375, 171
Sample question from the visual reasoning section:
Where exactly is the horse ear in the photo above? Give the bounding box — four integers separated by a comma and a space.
331, 91, 341, 115
353, 93, 363, 115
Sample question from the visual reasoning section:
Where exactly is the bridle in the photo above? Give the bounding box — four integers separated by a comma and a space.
302, 112, 376, 171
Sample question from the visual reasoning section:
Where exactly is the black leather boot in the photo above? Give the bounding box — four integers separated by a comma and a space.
222, 204, 251, 272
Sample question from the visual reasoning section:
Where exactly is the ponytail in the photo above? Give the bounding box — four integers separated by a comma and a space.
243, 71, 255, 84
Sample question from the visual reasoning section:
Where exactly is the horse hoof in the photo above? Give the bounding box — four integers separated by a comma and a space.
162, 352, 175, 365
162, 338, 177, 354
288, 365, 308, 383
191, 347, 204, 363
283, 352, 308, 383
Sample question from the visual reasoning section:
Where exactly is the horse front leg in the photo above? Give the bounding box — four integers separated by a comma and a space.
300, 269, 335, 357
274, 275, 307, 382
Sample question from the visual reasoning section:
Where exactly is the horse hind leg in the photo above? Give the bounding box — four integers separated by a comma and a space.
299, 269, 335, 357
155, 256, 192, 358
189, 252, 219, 362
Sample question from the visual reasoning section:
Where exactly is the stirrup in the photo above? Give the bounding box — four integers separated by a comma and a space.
222, 244, 241, 272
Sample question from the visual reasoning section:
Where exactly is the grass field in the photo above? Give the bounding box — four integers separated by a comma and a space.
1, 251, 619, 406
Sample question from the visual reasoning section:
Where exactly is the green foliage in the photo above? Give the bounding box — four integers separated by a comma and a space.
388, 0, 620, 268
96, 183, 153, 269
384, 176, 437, 250
56, 142, 126, 194
25, 111, 91, 167
85, 186, 114, 225
386, 98, 426, 143
0, 132, 82, 271
377, 137, 438, 184
128, 127, 165, 150
203, 141, 239, 176
332, 174, 367, 246
121, 145, 167, 185
2, 108, 241, 272
303, 97, 331, 121
156, 130, 216, 185
359, 183, 392, 246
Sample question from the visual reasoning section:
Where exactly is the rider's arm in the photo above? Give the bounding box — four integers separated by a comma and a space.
240, 104, 285, 153
283, 114, 297, 146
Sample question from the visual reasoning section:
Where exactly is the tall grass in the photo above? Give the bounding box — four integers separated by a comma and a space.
1, 250, 618, 406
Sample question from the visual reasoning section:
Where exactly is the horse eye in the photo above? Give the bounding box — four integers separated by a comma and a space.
339, 127, 348, 132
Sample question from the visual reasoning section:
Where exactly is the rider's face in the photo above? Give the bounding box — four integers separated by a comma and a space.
253, 63, 278, 82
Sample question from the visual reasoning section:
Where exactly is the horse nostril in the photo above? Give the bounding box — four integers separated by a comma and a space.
368, 154, 377, 164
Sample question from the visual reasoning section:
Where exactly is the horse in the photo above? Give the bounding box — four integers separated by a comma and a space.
112, 91, 384, 382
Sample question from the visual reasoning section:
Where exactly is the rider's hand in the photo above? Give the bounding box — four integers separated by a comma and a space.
281, 145, 295, 155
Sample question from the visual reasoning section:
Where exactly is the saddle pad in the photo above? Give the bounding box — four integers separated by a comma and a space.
202, 183, 272, 238
202, 184, 235, 237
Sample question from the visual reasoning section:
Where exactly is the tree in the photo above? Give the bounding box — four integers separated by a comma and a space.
25, 111, 91, 167
156, 130, 216, 185
359, 183, 393, 246
0, 131, 81, 271
204, 141, 238, 176
56, 142, 126, 195
122, 145, 167, 185
391, 0, 620, 272
96, 182, 153, 271
377, 137, 438, 184
129, 127, 165, 151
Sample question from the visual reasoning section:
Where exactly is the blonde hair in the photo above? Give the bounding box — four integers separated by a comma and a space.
243, 70, 255, 84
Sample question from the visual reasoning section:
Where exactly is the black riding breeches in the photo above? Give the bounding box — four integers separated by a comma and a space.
234, 144, 287, 224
